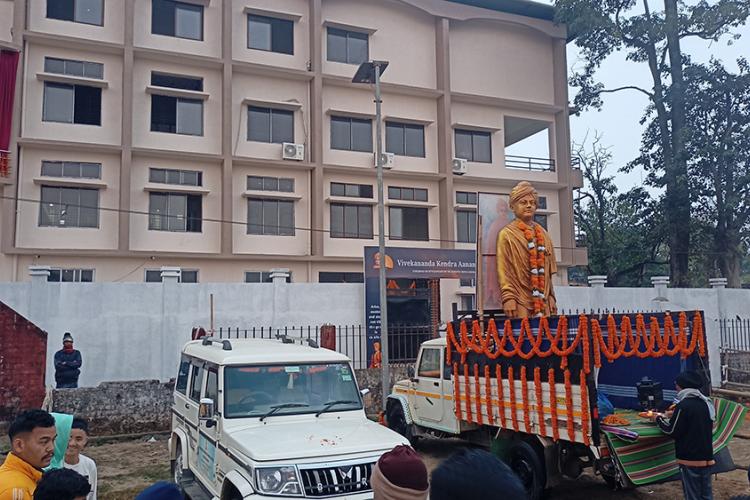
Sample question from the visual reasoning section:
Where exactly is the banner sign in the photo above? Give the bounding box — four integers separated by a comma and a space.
477, 192, 514, 310
363, 247, 476, 368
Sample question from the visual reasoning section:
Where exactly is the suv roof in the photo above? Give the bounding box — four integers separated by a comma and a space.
182, 338, 352, 365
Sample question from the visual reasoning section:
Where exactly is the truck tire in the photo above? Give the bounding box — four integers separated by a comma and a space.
507, 441, 545, 500
171, 443, 187, 497
386, 401, 416, 445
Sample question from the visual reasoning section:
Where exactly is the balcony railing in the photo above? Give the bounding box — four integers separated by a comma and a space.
0, 150, 10, 179
505, 154, 555, 172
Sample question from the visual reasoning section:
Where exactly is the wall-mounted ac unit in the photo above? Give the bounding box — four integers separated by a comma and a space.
282, 142, 305, 161
452, 158, 468, 175
374, 151, 394, 169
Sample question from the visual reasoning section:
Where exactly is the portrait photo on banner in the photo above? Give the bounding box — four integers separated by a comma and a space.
477, 192, 514, 310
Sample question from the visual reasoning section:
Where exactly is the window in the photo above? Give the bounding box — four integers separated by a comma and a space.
455, 191, 477, 205
319, 272, 364, 283
145, 269, 199, 283
460, 294, 476, 311
418, 348, 441, 378
247, 106, 294, 144
149, 168, 202, 187
330, 204, 372, 239
47, 0, 103, 26
389, 206, 428, 241
41, 161, 101, 179
47, 268, 94, 282
175, 356, 190, 394
247, 176, 294, 192
189, 363, 204, 402
150, 73, 204, 136
39, 186, 99, 228
327, 27, 368, 64
537, 196, 547, 210
148, 192, 202, 232
534, 214, 548, 230
388, 186, 428, 202
247, 198, 295, 235
245, 271, 292, 283
331, 116, 372, 152
152, 0, 203, 40
459, 278, 476, 287
44, 57, 103, 79
43, 83, 101, 125
386, 122, 425, 157
455, 129, 492, 163
205, 369, 218, 403
330, 182, 373, 198
248, 14, 293, 54
456, 209, 477, 243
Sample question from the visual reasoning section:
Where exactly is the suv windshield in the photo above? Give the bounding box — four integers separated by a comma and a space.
224, 363, 362, 418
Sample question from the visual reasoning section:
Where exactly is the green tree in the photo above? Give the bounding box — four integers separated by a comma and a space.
555, 0, 750, 286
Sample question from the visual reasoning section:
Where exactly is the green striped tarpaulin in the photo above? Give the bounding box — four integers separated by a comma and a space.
603, 398, 747, 486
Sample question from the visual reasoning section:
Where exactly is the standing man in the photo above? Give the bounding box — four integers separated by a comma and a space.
655, 370, 715, 500
54, 332, 82, 389
496, 181, 558, 318
0, 409, 57, 499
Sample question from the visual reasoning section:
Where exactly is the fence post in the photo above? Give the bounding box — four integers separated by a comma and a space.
321, 324, 336, 350
650, 276, 670, 311
710, 277, 729, 324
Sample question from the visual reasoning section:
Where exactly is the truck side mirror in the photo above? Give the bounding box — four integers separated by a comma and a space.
199, 398, 216, 427
407, 366, 415, 379
360, 388, 370, 396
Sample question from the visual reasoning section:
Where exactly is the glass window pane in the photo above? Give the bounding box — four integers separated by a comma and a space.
80, 269, 94, 282
43, 83, 74, 123
262, 177, 278, 191
78, 188, 99, 227
248, 106, 271, 142
149, 193, 167, 230
47, 0, 74, 21
62, 162, 80, 178
388, 187, 400, 199
175, 3, 202, 40
330, 204, 344, 237
181, 170, 199, 186
151, 95, 177, 133
414, 189, 428, 202
401, 188, 414, 201
331, 183, 345, 196
455, 130, 472, 161
330, 117, 351, 150
468, 192, 477, 204
167, 194, 187, 231
271, 17, 294, 55
326, 27, 347, 63
248, 15, 272, 50
359, 205, 373, 238
64, 59, 84, 77
538, 196, 547, 210
404, 124, 425, 157
360, 185, 373, 198
278, 178, 294, 193
145, 270, 162, 282
468, 210, 477, 242
152, 0, 175, 36
62, 269, 75, 282
262, 200, 278, 235
456, 191, 466, 204
39, 187, 61, 226
248, 176, 263, 190
402, 207, 428, 240
150, 169, 165, 183
245, 271, 261, 283
386, 122, 404, 155
473, 132, 492, 163
271, 109, 294, 144
347, 31, 368, 64
389, 207, 402, 239
343, 204, 357, 238
73, 85, 101, 125
181, 270, 198, 283
48, 269, 62, 282
247, 199, 263, 234
176, 99, 203, 136
278, 200, 294, 235
165, 170, 181, 184
44, 57, 65, 74
60, 187, 80, 227
75, 0, 103, 25
83, 62, 104, 79
41, 161, 63, 177
350, 118, 372, 152
80, 163, 101, 179
151, 73, 203, 91
344, 184, 358, 197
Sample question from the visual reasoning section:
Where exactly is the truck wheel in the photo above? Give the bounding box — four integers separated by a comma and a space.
386, 402, 416, 444
171, 443, 186, 494
507, 441, 545, 500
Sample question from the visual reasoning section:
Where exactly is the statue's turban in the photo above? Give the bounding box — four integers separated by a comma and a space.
509, 181, 538, 206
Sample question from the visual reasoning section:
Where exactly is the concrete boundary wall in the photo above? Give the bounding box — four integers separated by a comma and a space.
0, 269, 747, 388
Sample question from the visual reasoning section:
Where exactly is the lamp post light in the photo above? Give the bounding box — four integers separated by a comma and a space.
352, 60, 390, 409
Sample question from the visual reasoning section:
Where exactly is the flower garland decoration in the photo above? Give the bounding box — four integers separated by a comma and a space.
463, 363, 473, 423
548, 368, 559, 441
579, 369, 590, 446
564, 369, 575, 442
534, 367, 546, 437
521, 366, 531, 434
474, 364, 483, 425
485, 365, 494, 426
517, 221, 547, 315
496, 365, 506, 429
453, 362, 462, 421
508, 366, 519, 432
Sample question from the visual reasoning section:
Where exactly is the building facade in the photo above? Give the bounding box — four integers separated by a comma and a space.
0, 0, 585, 301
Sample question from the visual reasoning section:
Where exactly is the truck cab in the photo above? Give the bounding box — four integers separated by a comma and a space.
170, 336, 408, 499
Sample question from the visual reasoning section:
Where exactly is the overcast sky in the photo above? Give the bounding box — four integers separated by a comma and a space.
538, 1, 750, 192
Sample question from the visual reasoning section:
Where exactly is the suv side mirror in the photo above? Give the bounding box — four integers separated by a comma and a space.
407, 365, 415, 379
360, 388, 370, 396
199, 398, 216, 427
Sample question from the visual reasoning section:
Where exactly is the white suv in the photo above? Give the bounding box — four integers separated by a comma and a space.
169, 336, 408, 499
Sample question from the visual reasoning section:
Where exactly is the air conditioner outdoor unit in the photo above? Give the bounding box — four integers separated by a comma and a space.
282, 142, 305, 161
452, 158, 468, 175
375, 151, 394, 169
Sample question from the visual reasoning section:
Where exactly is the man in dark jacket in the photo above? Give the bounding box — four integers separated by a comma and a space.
54, 332, 82, 389
655, 370, 715, 500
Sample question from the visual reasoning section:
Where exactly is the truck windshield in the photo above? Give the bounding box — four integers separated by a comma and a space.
224, 363, 362, 418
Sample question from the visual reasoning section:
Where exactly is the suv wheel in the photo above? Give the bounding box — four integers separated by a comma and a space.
386, 401, 417, 445
172, 443, 185, 488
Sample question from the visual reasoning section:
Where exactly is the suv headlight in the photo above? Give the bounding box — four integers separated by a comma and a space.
255, 466, 303, 496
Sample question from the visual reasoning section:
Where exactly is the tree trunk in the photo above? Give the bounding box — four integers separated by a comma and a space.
664, 0, 691, 287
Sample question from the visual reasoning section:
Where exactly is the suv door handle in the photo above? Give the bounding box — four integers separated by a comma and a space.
433, 382, 439, 387
185, 404, 189, 409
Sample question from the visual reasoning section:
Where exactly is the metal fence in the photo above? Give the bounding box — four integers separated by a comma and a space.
718, 318, 750, 352
505, 154, 555, 172
214, 324, 432, 369
718, 318, 750, 387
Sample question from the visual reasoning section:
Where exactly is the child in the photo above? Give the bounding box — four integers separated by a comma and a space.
63, 417, 97, 500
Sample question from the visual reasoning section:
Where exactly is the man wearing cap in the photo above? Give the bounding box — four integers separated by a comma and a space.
54, 333, 82, 389
370, 445, 429, 500
655, 370, 715, 500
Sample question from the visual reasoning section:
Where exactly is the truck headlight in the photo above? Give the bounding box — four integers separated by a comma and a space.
255, 466, 303, 496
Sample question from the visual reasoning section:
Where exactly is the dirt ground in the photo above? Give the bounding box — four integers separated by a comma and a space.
89, 422, 750, 499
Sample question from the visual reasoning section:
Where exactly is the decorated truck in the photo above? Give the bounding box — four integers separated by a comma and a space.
385, 311, 747, 499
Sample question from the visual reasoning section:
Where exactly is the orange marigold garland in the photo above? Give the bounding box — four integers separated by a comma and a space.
496, 364, 506, 429
463, 363, 473, 423
485, 365, 494, 426
579, 369, 590, 446
508, 366, 519, 432
521, 366, 531, 434
534, 367, 546, 437
453, 362, 462, 421
564, 369, 575, 442
548, 368, 559, 441
474, 364, 483, 425
517, 221, 547, 315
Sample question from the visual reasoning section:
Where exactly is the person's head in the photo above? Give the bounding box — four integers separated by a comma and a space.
34, 468, 91, 500
675, 370, 703, 391
509, 181, 539, 223
370, 445, 429, 500
63, 332, 74, 349
8, 409, 57, 469
430, 448, 525, 500
134, 481, 183, 500
65, 417, 90, 462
